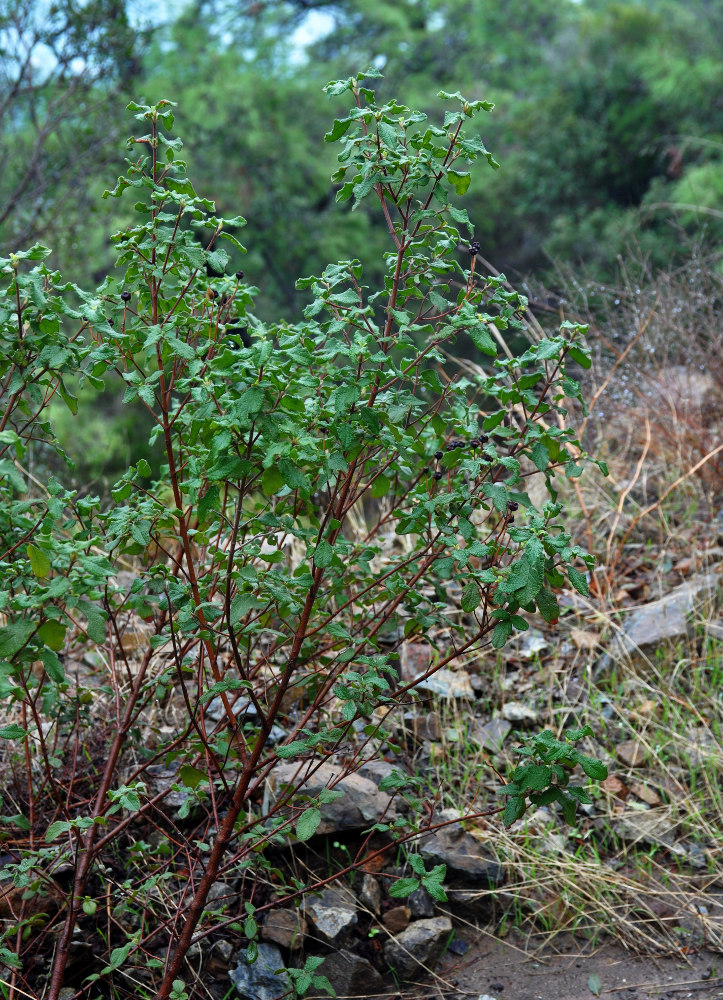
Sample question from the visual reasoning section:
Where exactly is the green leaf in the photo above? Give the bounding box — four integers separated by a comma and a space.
179, 765, 209, 789
0, 723, 28, 740
262, 465, 284, 495
27, 544, 51, 578
388, 877, 420, 898
276, 740, 311, 760
38, 620, 67, 651
40, 649, 65, 683
0, 622, 35, 657
80, 603, 107, 644
377, 122, 398, 149
569, 345, 592, 370
579, 757, 608, 781
588, 973, 601, 996
491, 620, 512, 648
461, 582, 480, 613
314, 540, 334, 568
482, 482, 508, 513
230, 593, 259, 624
296, 807, 322, 842
503, 796, 527, 827
567, 566, 589, 596
120, 791, 141, 811
530, 440, 549, 472
277, 458, 310, 495
536, 588, 559, 624
559, 793, 577, 825
448, 170, 471, 196
46, 820, 71, 842
325, 117, 354, 142
198, 484, 220, 525
469, 323, 497, 356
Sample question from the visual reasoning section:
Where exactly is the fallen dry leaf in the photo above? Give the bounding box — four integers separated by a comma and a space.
600, 775, 628, 798
617, 740, 647, 767
570, 628, 601, 650
629, 780, 662, 806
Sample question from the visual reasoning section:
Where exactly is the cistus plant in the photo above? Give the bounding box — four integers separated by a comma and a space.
0, 71, 607, 999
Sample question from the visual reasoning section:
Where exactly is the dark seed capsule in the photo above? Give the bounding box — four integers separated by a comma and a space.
479, 434, 489, 444
433, 471, 443, 481
207, 288, 217, 300
507, 515, 515, 524
235, 270, 244, 280
108, 318, 115, 326
507, 500, 519, 511
445, 442, 455, 451
121, 291, 131, 302
434, 451, 443, 460
468, 240, 481, 256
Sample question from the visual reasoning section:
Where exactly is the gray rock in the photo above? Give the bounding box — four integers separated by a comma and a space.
263, 762, 396, 836
304, 887, 357, 946
596, 572, 720, 674
383, 916, 453, 980
206, 695, 259, 723
319, 948, 385, 999
408, 887, 436, 918
418, 827, 503, 887
145, 765, 191, 812
405, 710, 442, 742
229, 943, 289, 1000
261, 908, 306, 950
401, 642, 432, 681
472, 717, 511, 752
215, 938, 235, 961
500, 701, 539, 725
513, 628, 549, 659
414, 668, 474, 699
358, 873, 382, 914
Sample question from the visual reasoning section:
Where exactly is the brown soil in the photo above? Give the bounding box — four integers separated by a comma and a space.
431, 931, 723, 1000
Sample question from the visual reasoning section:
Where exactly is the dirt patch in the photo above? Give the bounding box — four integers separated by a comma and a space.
431, 930, 723, 1000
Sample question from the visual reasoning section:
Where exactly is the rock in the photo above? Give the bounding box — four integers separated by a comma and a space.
261, 908, 306, 950
414, 668, 474, 699
383, 916, 453, 980
500, 702, 539, 725
263, 762, 396, 836
206, 880, 233, 910
206, 695, 259, 723
229, 943, 289, 1000
596, 572, 720, 674
472, 717, 511, 752
406, 710, 442, 742
611, 808, 686, 856
408, 887, 436, 918
358, 873, 381, 914
515, 628, 549, 659
418, 827, 503, 887
319, 948, 385, 999
629, 780, 661, 806
383, 905, 411, 933
215, 939, 235, 961
304, 888, 357, 946
145, 765, 192, 812
617, 740, 646, 767
401, 642, 432, 681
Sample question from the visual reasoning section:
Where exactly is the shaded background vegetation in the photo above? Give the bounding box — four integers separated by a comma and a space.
1, 0, 722, 480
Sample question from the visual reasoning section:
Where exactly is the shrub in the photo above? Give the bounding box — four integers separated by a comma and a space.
0, 72, 606, 999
